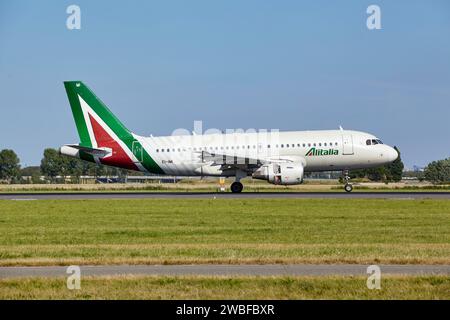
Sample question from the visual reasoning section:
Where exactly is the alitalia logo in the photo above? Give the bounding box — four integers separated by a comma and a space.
305, 147, 339, 156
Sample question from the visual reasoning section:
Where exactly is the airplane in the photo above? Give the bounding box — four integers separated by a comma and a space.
60, 81, 399, 193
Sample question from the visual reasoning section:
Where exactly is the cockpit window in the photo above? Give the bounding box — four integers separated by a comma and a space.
367, 138, 384, 146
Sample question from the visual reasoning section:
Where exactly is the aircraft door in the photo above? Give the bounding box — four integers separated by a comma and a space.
342, 135, 354, 155
257, 142, 263, 155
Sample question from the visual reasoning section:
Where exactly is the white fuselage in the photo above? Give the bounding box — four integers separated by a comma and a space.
133, 129, 398, 177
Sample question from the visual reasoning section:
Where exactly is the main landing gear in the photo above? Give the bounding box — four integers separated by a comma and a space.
343, 170, 353, 193
230, 170, 246, 193
230, 181, 244, 193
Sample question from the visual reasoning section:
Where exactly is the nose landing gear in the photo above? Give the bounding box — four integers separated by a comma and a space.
343, 170, 353, 192
344, 183, 353, 192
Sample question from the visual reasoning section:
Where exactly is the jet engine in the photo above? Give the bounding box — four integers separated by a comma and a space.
252, 162, 304, 185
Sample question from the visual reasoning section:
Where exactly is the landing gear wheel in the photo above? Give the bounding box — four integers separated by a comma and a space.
344, 184, 353, 193
342, 170, 353, 193
230, 182, 244, 193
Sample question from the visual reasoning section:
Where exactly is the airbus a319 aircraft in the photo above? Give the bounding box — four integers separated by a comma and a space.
60, 81, 398, 193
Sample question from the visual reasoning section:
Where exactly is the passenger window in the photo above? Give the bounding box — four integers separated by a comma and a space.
313, 143, 316, 147
281, 144, 284, 148
319, 143, 322, 147
286, 144, 289, 148
308, 143, 311, 147
267, 144, 271, 148
366, 139, 371, 145
324, 143, 327, 146
303, 144, 306, 147
156, 149, 159, 152
167, 149, 170, 152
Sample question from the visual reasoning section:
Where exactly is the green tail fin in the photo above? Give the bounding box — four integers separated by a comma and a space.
63, 81, 132, 147
63, 81, 165, 174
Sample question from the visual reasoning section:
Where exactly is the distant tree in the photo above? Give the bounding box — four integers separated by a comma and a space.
384, 146, 404, 182
367, 167, 387, 182
424, 158, 450, 184
64, 156, 84, 183
0, 149, 21, 183
20, 166, 42, 184
31, 171, 42, 184
40, 148, 64, 182
20, 166, 41, 177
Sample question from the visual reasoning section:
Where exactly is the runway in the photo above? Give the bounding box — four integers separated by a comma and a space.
1, 264, 449, 278
1, 191, 449, 200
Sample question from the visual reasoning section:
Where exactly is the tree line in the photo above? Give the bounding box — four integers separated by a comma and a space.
39, 148, 132, 183
0, 148, 132, 184
0, 147, 449, 184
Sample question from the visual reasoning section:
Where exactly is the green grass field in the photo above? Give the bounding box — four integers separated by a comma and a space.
0, 275, 448, 299
0, 199, 449, 265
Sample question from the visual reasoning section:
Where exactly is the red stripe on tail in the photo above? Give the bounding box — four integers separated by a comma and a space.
89, 114, 139, 171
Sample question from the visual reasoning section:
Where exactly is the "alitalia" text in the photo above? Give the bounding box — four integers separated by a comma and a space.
305, 147, 339, 156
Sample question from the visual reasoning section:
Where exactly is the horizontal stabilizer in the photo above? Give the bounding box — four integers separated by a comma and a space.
64, 144, 112, 157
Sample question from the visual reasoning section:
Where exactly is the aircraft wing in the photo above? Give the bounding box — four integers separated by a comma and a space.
195, 151, 302, 172
197, 151, 263, 169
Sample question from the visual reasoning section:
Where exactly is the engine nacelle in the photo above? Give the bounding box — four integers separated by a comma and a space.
253, 162, 304, 185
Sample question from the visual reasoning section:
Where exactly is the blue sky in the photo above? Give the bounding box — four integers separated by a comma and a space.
1, 0, 449, 168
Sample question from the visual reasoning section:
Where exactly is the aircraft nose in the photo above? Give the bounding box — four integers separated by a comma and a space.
386, 146, 398, 162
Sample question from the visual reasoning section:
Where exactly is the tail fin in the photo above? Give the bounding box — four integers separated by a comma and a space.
62, 81, 164, 174
63, 81, 132, 147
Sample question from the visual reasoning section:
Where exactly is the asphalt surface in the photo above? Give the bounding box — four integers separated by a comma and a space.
0, 264, 449, 279
0, 191, 449, 200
